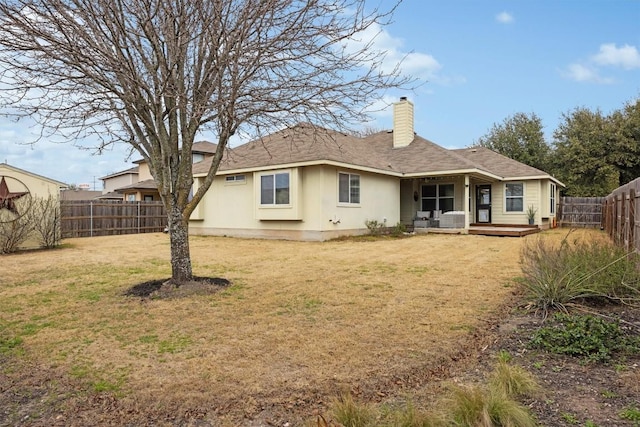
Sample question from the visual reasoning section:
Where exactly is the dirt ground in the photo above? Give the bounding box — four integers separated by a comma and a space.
459, 303, 640, 427
1, 230, 639, 426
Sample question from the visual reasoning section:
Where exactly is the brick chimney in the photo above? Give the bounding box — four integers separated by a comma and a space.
393, 97, 414, 148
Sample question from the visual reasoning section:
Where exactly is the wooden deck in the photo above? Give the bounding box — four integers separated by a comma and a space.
411, 224, 541, 237
469, 224, 541, 237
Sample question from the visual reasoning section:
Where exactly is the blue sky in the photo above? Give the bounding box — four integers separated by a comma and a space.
1, 0, 639, 188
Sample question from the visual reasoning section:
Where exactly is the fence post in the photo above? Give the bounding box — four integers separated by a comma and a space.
629, 188, 636, 253
90, 201, 94, 237
137, 201, 141, 234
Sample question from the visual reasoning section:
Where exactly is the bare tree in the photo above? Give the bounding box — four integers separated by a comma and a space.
0, 0, 410, 283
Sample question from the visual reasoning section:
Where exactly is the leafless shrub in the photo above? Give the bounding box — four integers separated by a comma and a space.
29, 195, 61, 249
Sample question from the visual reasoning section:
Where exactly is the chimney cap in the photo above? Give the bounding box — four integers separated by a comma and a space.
400, 96, 407, 101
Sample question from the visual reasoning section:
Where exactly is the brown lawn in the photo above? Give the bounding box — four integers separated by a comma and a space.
0, 231, 565, 425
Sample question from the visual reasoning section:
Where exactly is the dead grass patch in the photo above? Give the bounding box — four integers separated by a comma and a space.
0, 229, 583, 425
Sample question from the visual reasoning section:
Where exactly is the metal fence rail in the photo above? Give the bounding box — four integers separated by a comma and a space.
60, 200, 166, 238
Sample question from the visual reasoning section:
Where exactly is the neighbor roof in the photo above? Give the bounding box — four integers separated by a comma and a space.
115, 179, 158, 192
192, 123, 560, 184
99, 166, 139, 181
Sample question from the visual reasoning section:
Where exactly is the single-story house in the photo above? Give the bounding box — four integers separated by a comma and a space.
113, 141, 218, 201
190, 98, 563, 241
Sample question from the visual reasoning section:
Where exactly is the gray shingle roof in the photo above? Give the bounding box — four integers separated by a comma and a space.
115, 179, 158, 191
192, 123, 558, 182
452, 147, 550, 178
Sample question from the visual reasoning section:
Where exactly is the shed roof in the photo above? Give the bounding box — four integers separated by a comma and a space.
0, 162, 68, 187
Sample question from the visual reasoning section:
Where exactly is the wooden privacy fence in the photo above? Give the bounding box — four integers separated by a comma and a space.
61, 200, 167, 238
603, 179, 639, 253
557, 196, 604, 228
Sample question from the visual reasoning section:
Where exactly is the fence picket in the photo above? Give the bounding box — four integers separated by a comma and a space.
603, 178, 640, 253
558, 197, 604, 228
60, 200, 167, 238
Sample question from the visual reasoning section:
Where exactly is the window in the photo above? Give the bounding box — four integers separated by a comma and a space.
421, 183, 454, 213
338, 172, 360, 204
126, 194, 136, 201
143, 195, 153, 201
505, 183, 524, 212
550, 183, 556, 214
225, 174, 246, 183
261, 172, 290, 205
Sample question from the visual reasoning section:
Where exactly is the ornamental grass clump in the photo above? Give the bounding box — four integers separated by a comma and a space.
520, 230, 640, 316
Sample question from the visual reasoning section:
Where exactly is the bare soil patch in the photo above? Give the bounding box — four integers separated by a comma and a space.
124, 276, 231, 299
468, 304, 640, 427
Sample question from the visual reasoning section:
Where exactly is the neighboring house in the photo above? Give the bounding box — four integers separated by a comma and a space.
99, 166, 139, 199
189, 98, 563, 241
0, 162, 67, 201
0, 162, 67, 249
114, 141, 218, 201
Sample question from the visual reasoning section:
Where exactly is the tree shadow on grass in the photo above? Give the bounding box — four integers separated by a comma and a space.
123, 277, 231, 299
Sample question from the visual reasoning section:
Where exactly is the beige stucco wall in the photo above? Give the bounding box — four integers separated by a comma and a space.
189, 165, 400, 240
0, 164, 64, 249
0, 164, 63, 199
137, 162, 153, 181
103, 173, 137, 193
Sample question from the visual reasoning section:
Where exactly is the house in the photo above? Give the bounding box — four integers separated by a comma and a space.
0, 162, 67, 248
113, 141, 218, 201
98, 166, 139, 199
189, 98, 563, 241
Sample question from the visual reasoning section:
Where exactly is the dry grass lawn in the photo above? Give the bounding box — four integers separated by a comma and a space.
0, 231, 559, 425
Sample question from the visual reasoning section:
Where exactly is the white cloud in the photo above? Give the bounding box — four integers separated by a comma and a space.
562, 63, 614, 84
562, 42, 640, 84
495, 12, 514, 24
344, 22, 456, 85
591, 43, 640, 70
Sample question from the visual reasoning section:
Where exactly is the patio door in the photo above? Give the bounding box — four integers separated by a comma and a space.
476, 185, 491, 223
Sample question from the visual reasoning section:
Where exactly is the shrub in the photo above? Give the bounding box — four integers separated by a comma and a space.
529, 313, 640, 363
29, 195, 61, 248
0, 213, 33, 253
391, 221, 407, 236
364, 219, 385, 236
520, 231, 640, 316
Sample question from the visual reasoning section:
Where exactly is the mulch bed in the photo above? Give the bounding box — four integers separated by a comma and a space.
123, 276, 231, 299
470, 304, 640, 427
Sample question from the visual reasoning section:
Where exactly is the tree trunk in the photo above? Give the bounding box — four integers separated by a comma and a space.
168, 204, 192, 284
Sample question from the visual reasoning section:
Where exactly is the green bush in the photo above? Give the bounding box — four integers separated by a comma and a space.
520, 232, 640, 315
364, 219, 385, 236
529, 313, 640, 363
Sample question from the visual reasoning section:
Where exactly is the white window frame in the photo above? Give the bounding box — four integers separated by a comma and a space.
260, 172, 290, 206
550, 183, 556, 215
338, 172, 360, 205
504, 182, 524, 213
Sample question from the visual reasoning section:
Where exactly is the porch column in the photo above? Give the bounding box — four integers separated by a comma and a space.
464, 174, 470, 232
